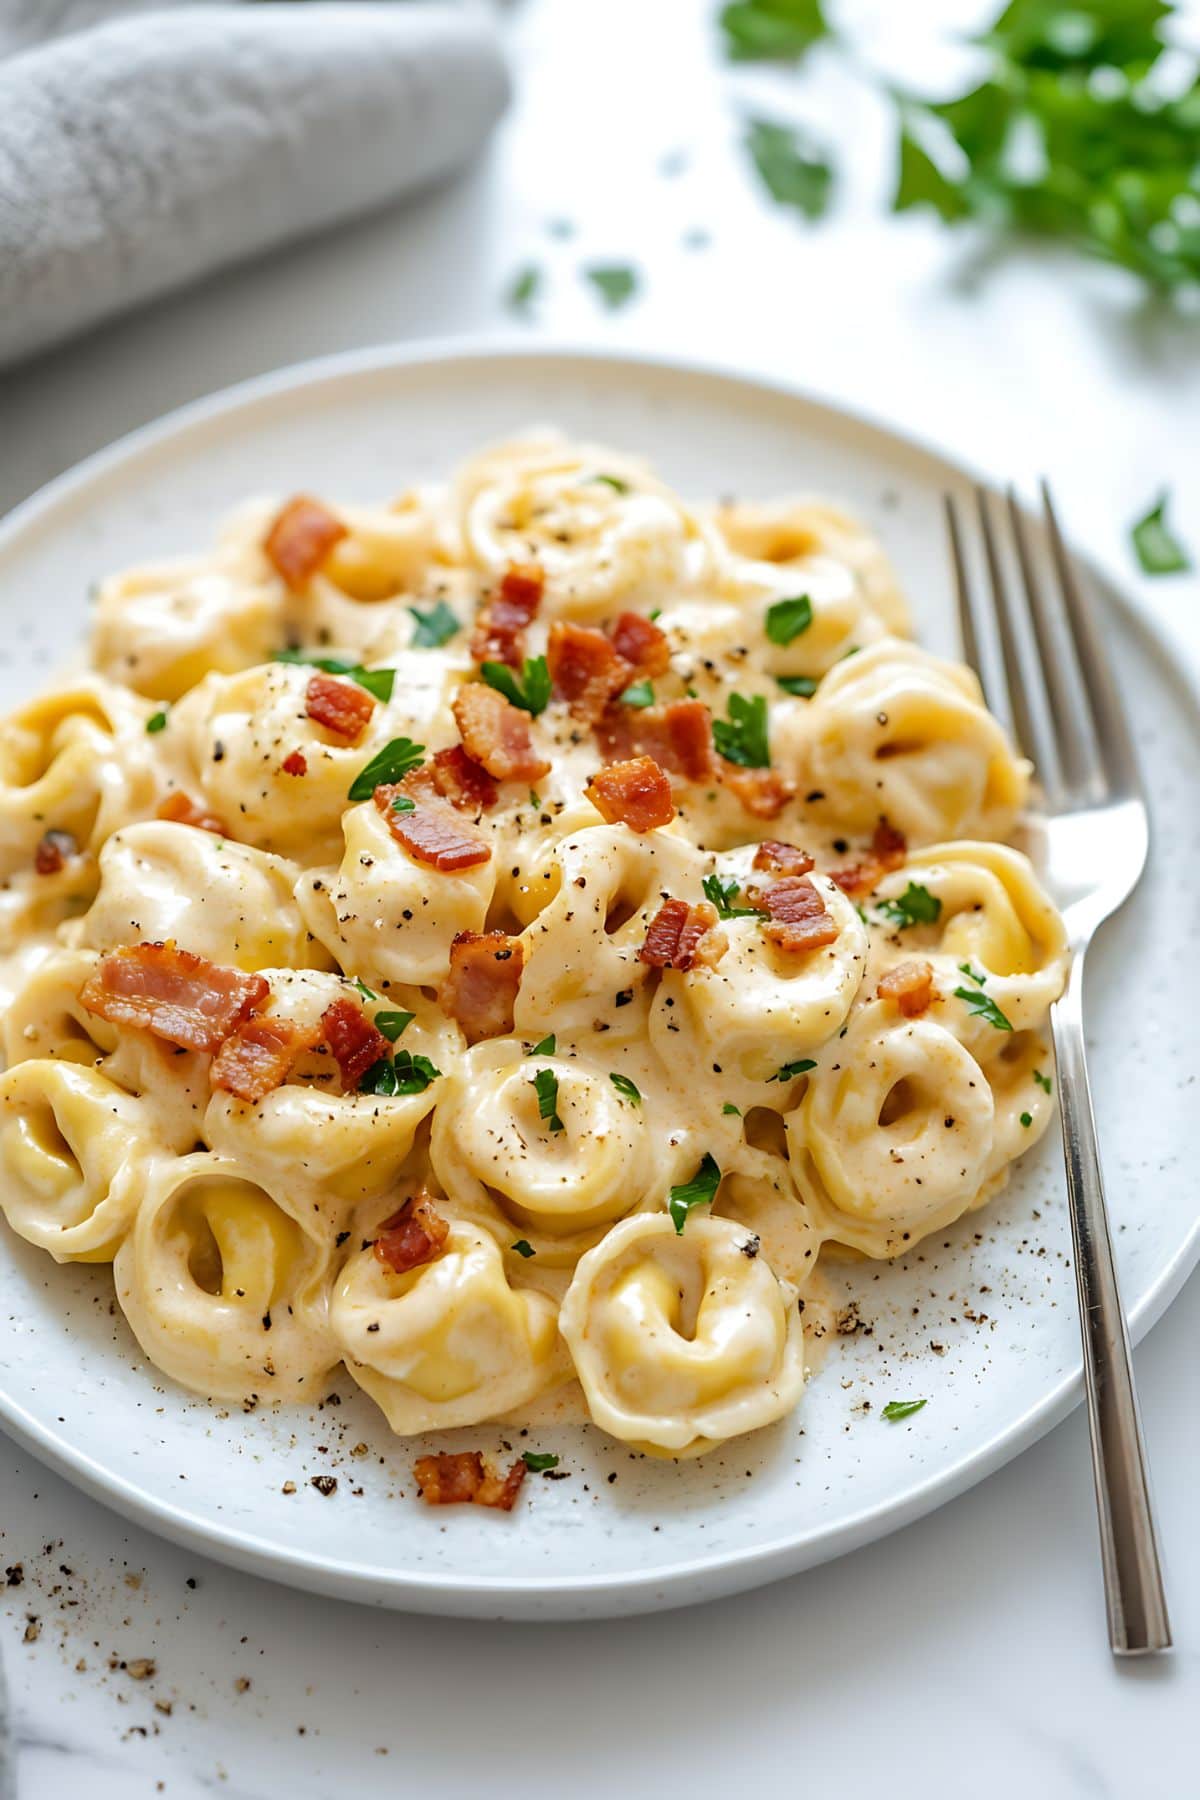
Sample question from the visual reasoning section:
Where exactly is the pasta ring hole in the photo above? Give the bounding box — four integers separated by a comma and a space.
186, 1214, 224, 1296
878, 1077, 921, 1129
744, 1106, 789, 1157
603, 890, 642, 936
23, 1104, 79, 1183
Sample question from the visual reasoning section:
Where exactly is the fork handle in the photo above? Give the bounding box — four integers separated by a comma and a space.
1051, 949, 1171, 1655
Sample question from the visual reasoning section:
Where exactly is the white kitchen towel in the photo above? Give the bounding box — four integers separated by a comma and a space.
0, 2, 509, 367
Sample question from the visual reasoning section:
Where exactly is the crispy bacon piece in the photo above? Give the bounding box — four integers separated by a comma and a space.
413, 1451, 526, 1512
34, 830, 77, 875
211, 1014, 315, 1103
594, 698, 714, 782
610, 611, 670, 680
282, 750, 307, 777
752, 840, 814, 878
374, 1190, 450, 1276
426, 744, 497, 812
586, 755, 675, 833
374, 779, 491, 872
470, 562, 544, 668
760, 876, 840, 955
878, 959, 935, 1019
829, 821, 908, 898
442, 930, 524, 1044
452, 684, 550, 783
719, 761, 792, 819
156, 792, 227, 835
305, 672, 375, 743
547, 621, 628, 724
639, 897, 719, 970
80, 943, 268, 1054
320, 997, 390, 1091
263, 496, 347, 592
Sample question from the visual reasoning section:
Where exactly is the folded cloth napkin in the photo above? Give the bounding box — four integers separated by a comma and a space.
0, 2, 509, 367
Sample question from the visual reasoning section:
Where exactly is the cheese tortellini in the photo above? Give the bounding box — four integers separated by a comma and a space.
0, 432, 1067, 1470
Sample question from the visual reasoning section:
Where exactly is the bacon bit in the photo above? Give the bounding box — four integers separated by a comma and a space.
282, 750, 307, 777
719, 761, 792, 819
452, 684, 550, 783
829, 821, 908, 898
609, 611, 670, 680
305, 672, 375, 743
320, 997, 390, 1091
34, 830, 77, 876
760, 876, 840, 955
547, 622, 628, 723
586, 755, 675, 833
413, 1451, 526, 1512
639, 897, 720, 971
156, 793, 228, 835
80, 943, 268, 1054
374, 780, 491, 872
374, 1191, 450, 1276
878, 959, 935, 1019
470, 562, 544, 668
442, 931, 524, 1044
263, 496, 347, 592
211, 1014, 315, 1103
752, 840, 814, 878
426, 744, 497, 813
594, 698, 714, 782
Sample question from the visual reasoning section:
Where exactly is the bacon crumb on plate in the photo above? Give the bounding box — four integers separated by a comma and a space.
829, 821, 907, 897
374, 778, 491, 871
80, 942, 268, 1054
470, 562, 544, 668
413, 1451, 526, 1511
374, 1191, 449, 1276
877, 959, 935, 1018
211, 1013, 314, 1103
586, 755, 675, 832
442, 930, 524, 1043
305, 672, 375, 743
760, 876, 840, 955
639, 897, 720, 970
263, 496, 347, 592
320, 997, 390, 1091
156, 793, 227, 835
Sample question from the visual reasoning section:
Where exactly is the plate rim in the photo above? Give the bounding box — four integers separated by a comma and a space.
1, 335, 1196, 1614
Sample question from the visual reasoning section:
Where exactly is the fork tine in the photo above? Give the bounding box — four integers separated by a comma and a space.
1004, 487, 1082, 802
1041, 481, 1140, 800
973, 486, 1059, 785
944, 493, 993, 703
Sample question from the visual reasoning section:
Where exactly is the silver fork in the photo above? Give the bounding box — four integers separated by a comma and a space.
944, 481, 1171, 1657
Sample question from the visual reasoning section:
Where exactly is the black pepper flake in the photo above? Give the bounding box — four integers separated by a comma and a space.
614, 989, 633, 1007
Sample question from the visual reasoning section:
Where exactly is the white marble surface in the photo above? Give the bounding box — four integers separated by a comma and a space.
0, 1, 1197, 1792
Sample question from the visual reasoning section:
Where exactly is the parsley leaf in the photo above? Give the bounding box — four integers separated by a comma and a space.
505, 263, 541, 312
876, 882, 942, 929
529, 789, 541, 809
529, 1034, 556, 1056
776, 674, 818, 697
609, 1072, 642, 1104
591, 473, 630, 493
480, 656, 552, 716
146, 710, 168, 734
746, 119, 834, 220
882, 1399, 927, 1421
957, 962, 986, 987
619, 679, 656, 708
765, 593, 814, 645
668, 1153, 722, 1234
408, 600, 461, 647
358, 1050, 441, 1096
584, 263, 639, 310
1131, 491, 1192, 575
511, 1239, 536, 1258
953, 983, 1013, 1032
391, 794, 416, 814
1033, 1068, 1053, 1094
720, 0, 830, 63
275, 649, 394, 702
712, 692, 771, 768
531, 1067, 564, 1132
702, 872, 765, 919
522, 1451, 559, 1472
767, 1058, 817, 1082
351, 977, 377, 1002
374, 1010, 414, 1042
723, 1102, 742, 1116
1020, 1111, 1034, 1128
347, 737, 424, 801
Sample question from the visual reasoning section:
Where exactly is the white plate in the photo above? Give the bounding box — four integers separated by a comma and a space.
0, 344, 1196, 1621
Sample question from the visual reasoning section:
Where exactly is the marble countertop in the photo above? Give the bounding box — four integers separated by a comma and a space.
0, 2, 1197, 1793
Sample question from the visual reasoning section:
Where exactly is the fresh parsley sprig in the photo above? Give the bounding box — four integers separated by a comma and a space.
347, 737, 424, 801
619, 679, 656, 708
882, 1399, 927, 1421
668, 1153, 722, 1234
776, 674, 818, 697
766, 594, 815, 645
408, 600, 461, 647
1131, 491, 1192, 576
712, 692, 770, 768
767, 1058, 817, 1083
876, 882, 942, 929
953, 971, 1013, 1033
531, 1067, 564, 1133
609, 1072, 642, 1105
276, 649, 395, 703
481, 656, 552, 716
702, 873, 766, 919
359, 1049, 442, 1096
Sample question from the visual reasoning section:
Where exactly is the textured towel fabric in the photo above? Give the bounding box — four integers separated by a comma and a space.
0, 0, 193, 59
0, 3, 509, 366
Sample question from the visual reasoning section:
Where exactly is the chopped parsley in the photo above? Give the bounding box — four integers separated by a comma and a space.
592, 473, 630, 494
957, 961, 986, 987
668, 1153, 721, 1234
480, 655, 552, 716
145, 710, 168, 734
408, 600, 460, 647
746, 117, 834, 221
531, 1067, 564, 1132
722, 1102, 742, 1116
374, 1010, 414, 1042
702, 872, 765, 920
720, 0, 829, 63
522, 1451, 559, 1472
882, 1399, 927, 1421
619, 679, 656, 708
953, 982, 1013, 1033
712, 692, 770, 768
765, 593, 814, 645
351, 977, 377, 1001
391, 794, 416, 814
530, 1034, 556, 1056
1020, 1111, 1033, 1128
358, 1050, 442, 1096
1033, 1068, 1053, 1094
347, 736, 424, 801
609, 1072, 642, 1105
584, 263, 639, 310
275, 649, 395, 702
767, 1058, 817, 1083
876, 882, 942, 929
511, 1239, 536, 1259
505, 263, 541, 312
529, 788, 541, 809
776, 674, 818, 697
1131, 491, 1191, 576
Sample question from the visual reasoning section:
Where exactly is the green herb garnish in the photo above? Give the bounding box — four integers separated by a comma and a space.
506, 263, 541, 312
882, 1399, 927, 1421
776, 674, 818, 697
530, 1034, 556, 1057
511, 1239, 536, 1259
668, 1153, 722, 1234
531, 1067, 564, 1132
609, 1073, 642, 1105
146, 710, 168, 734
391, 795, 416, 814
767, 1058, 817, 1083
702, 872, 765, 920
957, 962, 986, 987
619, 679, 656, 708
584, 263, 639, 310
358, 1050, 441, 1096
408, 600, 461, 647
953, 983, 1013, 1032
746, 119, 834, 220
275, 649, 395, 702
723, 1102, 742, 1116
1131, 492, 1192, 576
522, 1451, 559, 1472
876, 883, 942, 929
712, 692, 770, 768
351, 977, 377, 1002
375, 1010, 414, 1042
720, 0, 830, 63
1033, 1068, 1053, 1094
1020, 1111, 1033, 1128
480, 656, 552, 716
592, 473, 630, 493
347, 736, 424, 801
765, 593, 815, 645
